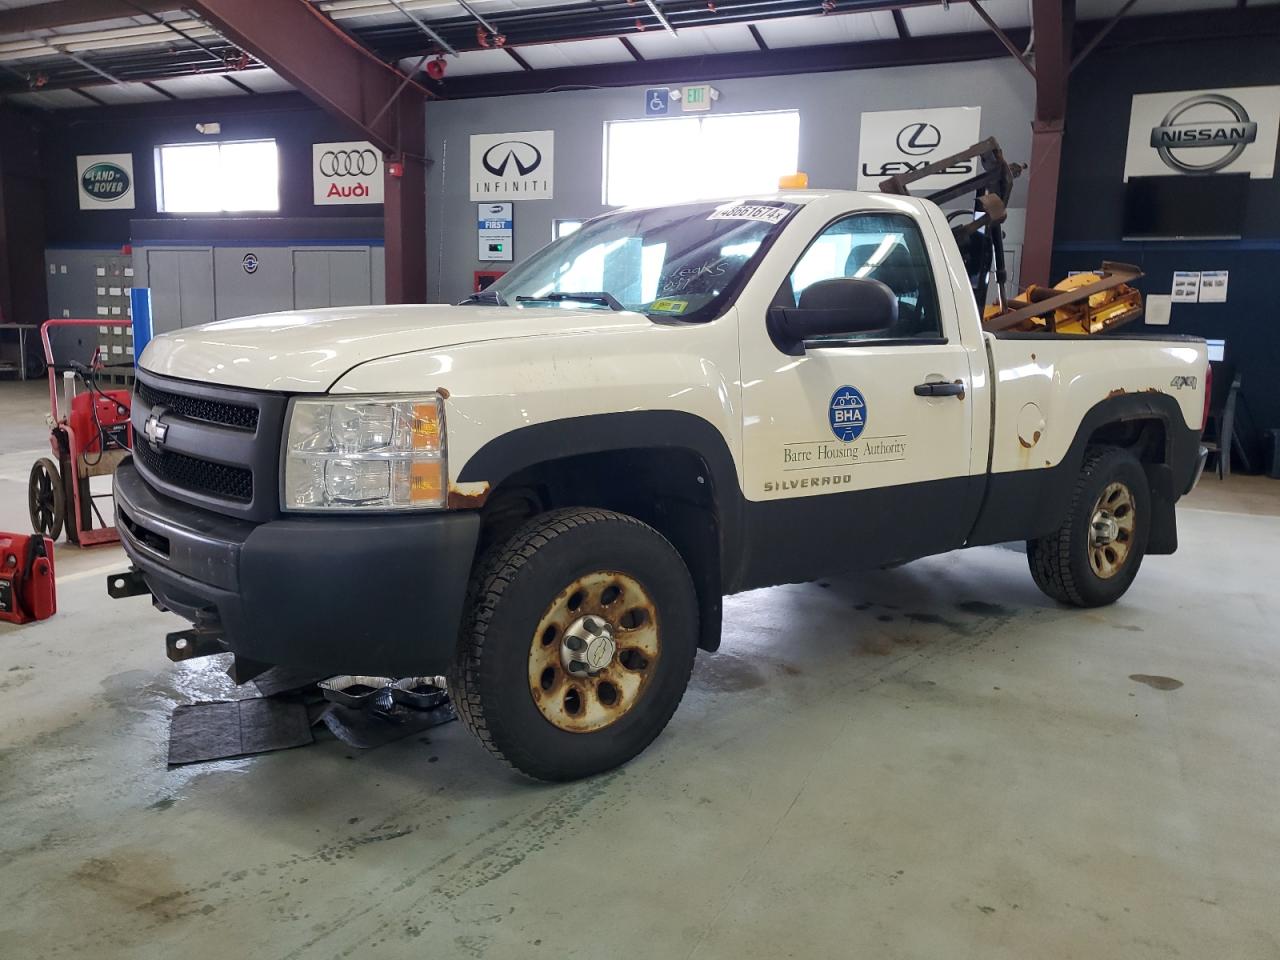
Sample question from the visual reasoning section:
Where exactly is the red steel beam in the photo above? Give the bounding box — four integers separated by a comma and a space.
1022, 0, 1073, 287
188, 0, 430, 303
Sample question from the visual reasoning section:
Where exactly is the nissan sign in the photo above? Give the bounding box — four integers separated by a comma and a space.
1124, 86, 1280, 180
470, 130, 554, 200
856, 107, 982, 191
313, 140, 384, 205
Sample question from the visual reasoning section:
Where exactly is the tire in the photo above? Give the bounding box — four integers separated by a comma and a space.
448, 508, 699, 782
1027, 446, 1150, 608
28, 458, 65, 542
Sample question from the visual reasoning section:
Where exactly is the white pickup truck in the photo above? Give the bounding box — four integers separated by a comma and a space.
111, 189, 1208, 780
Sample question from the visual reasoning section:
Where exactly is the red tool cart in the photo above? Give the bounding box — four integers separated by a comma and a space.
27, 318, 133, 547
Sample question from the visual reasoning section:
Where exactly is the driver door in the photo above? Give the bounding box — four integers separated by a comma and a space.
736, 210, 980, 587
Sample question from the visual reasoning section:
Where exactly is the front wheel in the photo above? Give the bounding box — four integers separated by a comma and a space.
1027, 446, 1150, 607
448, 508, 699, 781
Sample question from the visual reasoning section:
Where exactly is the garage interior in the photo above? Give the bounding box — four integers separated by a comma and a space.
2, 0, 1279, 957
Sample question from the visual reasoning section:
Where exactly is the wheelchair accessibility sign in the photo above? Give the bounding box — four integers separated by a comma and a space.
645, 88, 670, 116
829, 385, 867, 442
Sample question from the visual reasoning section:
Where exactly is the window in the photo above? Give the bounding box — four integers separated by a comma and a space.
604, 111, 800, 208
553, 218, 585, 241
156, 139, 279, 213
786, 213, 943, 340
486, 200, 795, 321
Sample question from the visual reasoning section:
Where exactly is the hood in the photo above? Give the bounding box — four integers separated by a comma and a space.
138, 303, 653, 392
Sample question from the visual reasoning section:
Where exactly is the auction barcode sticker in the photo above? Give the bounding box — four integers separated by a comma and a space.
707, 203, 793, 224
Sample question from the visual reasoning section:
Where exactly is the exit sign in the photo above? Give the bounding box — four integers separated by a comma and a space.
681, 84, 712, 112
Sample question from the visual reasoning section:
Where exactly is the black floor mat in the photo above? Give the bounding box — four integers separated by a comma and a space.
168, 698, 314, 766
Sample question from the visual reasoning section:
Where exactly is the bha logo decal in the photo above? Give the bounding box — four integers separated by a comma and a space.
1150, 93, 1258, 174
481, 140, 543, 178
896, 122, 942, 156
829, 385, 867, 443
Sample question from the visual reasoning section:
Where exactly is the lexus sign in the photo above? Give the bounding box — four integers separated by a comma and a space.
313, 140, 383, 205
856, 107, 981, 191
1123, 86, 1280, 180
470, 130, 554, 200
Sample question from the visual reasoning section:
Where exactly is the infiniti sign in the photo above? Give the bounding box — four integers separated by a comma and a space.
470, 129, 555, 200
481, 140, 542, 178
1149, 93, 1258, 174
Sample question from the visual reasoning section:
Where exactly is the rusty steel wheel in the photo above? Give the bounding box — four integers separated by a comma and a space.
450, 508, 699, 781
528, 571, 660, 734
1028, 446, 1150, 608
1088, 481, 1136, 579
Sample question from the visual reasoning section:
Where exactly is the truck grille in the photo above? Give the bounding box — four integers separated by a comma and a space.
134, 441, 254, 502
136, 381, 259, 431
130, 370, 287, 521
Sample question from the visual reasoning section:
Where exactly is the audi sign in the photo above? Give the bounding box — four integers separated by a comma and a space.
313, 139, 383, 205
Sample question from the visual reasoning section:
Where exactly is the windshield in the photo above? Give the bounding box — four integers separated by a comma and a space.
482, 200, 798, 321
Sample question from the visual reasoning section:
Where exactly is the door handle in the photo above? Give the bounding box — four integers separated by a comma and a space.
914, 380, 966, 399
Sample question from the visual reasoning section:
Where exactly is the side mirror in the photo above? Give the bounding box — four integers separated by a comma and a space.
768, 277, 898, 355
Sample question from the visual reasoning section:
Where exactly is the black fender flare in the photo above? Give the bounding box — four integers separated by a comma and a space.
457, 410, 745, 650
967, 391, 1201, 549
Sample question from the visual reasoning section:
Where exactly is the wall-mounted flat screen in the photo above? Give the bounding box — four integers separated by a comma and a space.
1123, 174, 1249, 240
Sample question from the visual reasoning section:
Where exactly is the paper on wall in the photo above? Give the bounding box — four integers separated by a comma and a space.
1145, 294, 1172, 326
1172, 271, 1200, 302
1199, 270, 1229, 302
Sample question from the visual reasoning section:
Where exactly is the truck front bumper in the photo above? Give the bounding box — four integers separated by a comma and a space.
113, 459, 481, 677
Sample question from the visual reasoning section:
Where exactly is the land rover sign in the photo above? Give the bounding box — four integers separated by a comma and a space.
76, 153, 135, 210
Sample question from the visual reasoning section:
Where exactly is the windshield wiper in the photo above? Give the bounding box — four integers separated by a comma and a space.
459, 289, 507, 306
514, 291, 624, 311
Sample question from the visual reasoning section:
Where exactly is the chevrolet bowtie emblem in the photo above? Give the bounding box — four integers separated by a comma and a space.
143, 411, 169, 445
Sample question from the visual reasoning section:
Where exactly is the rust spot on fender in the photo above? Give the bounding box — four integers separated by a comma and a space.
447, 482, 490, 510
1018, 436, 1033, 449
436, 387, 451, 400
1107, 388, 1127, 399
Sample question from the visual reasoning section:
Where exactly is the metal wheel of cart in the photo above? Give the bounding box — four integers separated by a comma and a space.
27, 457, 65, 542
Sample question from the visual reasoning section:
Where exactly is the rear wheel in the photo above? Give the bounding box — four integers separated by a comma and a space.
28, 458, 65, 542
449, 508, 698, 781
1028, 446, 1150, 607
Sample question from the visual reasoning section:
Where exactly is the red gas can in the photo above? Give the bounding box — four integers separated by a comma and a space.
0, 534, 57, 625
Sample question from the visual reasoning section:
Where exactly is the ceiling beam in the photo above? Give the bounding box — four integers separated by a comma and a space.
748, 24, 769, 50
425, 27, 1023, 98
0, 0, 183, 35
186, 0, 434, 152
505, 46, 534, 69
619, 36, 645, 61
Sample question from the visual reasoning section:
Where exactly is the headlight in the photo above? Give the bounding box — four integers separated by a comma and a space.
283, 395, 446, 511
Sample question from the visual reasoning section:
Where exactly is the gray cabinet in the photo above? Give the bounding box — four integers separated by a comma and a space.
293, 248, 373, 309
146, 248, 214, 334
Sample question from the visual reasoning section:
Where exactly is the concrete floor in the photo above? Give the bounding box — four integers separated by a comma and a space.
1, 378, 1279, 960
